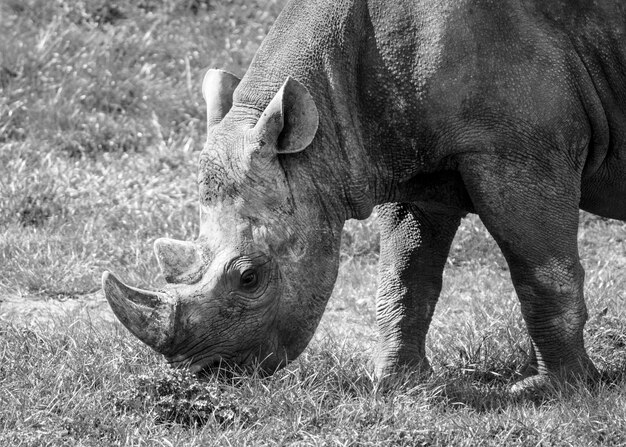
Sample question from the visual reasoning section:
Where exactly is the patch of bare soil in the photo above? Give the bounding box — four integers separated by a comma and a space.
0, 291, 116, 326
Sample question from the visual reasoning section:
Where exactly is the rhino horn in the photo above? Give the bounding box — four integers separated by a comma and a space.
154, 238, 202, 284
203, 69, 241, 128
102, 271, 176, 354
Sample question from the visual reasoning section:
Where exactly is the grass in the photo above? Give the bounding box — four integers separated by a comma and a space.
3, 310, 626, 446
2, 0, 626, 445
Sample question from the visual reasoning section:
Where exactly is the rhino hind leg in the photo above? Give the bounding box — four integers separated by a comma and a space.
460, 150, 600, 394
374, 202, 462, 382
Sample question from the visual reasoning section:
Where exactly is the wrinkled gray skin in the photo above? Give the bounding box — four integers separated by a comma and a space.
103, 0, 626, 394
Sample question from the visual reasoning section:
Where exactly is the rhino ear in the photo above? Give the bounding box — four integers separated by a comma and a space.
203, 69, 241, 128
254, 77, 319, 154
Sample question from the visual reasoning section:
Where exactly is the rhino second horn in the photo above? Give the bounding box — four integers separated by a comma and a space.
154, 238, 202, 284
102, 271, 176, 354
203, 69, 241, 128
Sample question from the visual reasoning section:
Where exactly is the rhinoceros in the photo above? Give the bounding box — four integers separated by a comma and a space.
102, 0, 626, 394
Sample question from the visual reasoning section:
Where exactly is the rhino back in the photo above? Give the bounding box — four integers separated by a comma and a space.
234, 0, 626, 215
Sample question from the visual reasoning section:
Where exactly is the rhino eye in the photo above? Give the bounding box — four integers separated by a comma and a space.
240, 269, 259, 291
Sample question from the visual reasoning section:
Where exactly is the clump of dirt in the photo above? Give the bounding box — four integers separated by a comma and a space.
115, 368, 257, 428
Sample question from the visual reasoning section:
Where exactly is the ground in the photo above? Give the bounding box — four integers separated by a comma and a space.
2, 0, 626, 445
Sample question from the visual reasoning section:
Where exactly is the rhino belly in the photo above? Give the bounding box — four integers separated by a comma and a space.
580, 159, 626, 220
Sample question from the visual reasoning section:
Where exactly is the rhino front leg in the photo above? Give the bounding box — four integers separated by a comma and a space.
374, 202, 461, 381
460, 151, 600, 394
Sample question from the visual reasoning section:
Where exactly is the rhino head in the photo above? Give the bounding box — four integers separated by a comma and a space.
102, 69, 344, 374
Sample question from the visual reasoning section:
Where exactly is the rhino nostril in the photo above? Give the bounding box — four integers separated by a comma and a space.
154, 238, 203, 285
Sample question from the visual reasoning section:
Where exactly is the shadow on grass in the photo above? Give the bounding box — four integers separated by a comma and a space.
112, 315, 626, 430
435, 365, 626, 413
425, 314, 626, 412
422, 368, 531, 412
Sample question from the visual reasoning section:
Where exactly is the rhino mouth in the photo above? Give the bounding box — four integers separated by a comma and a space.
167, 356, 229, 375
167, 349, 283, 378
166, 356, 249, 380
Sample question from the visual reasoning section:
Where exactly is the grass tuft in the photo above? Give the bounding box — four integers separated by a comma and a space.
0, 0, 286, 156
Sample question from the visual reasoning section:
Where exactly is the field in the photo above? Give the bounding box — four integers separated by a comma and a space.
2, 1, 626, 445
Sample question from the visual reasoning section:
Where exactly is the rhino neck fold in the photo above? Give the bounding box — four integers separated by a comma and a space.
237, 0, 383, 222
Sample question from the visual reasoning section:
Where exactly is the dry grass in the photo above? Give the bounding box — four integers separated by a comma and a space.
2, 1, 626, 445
